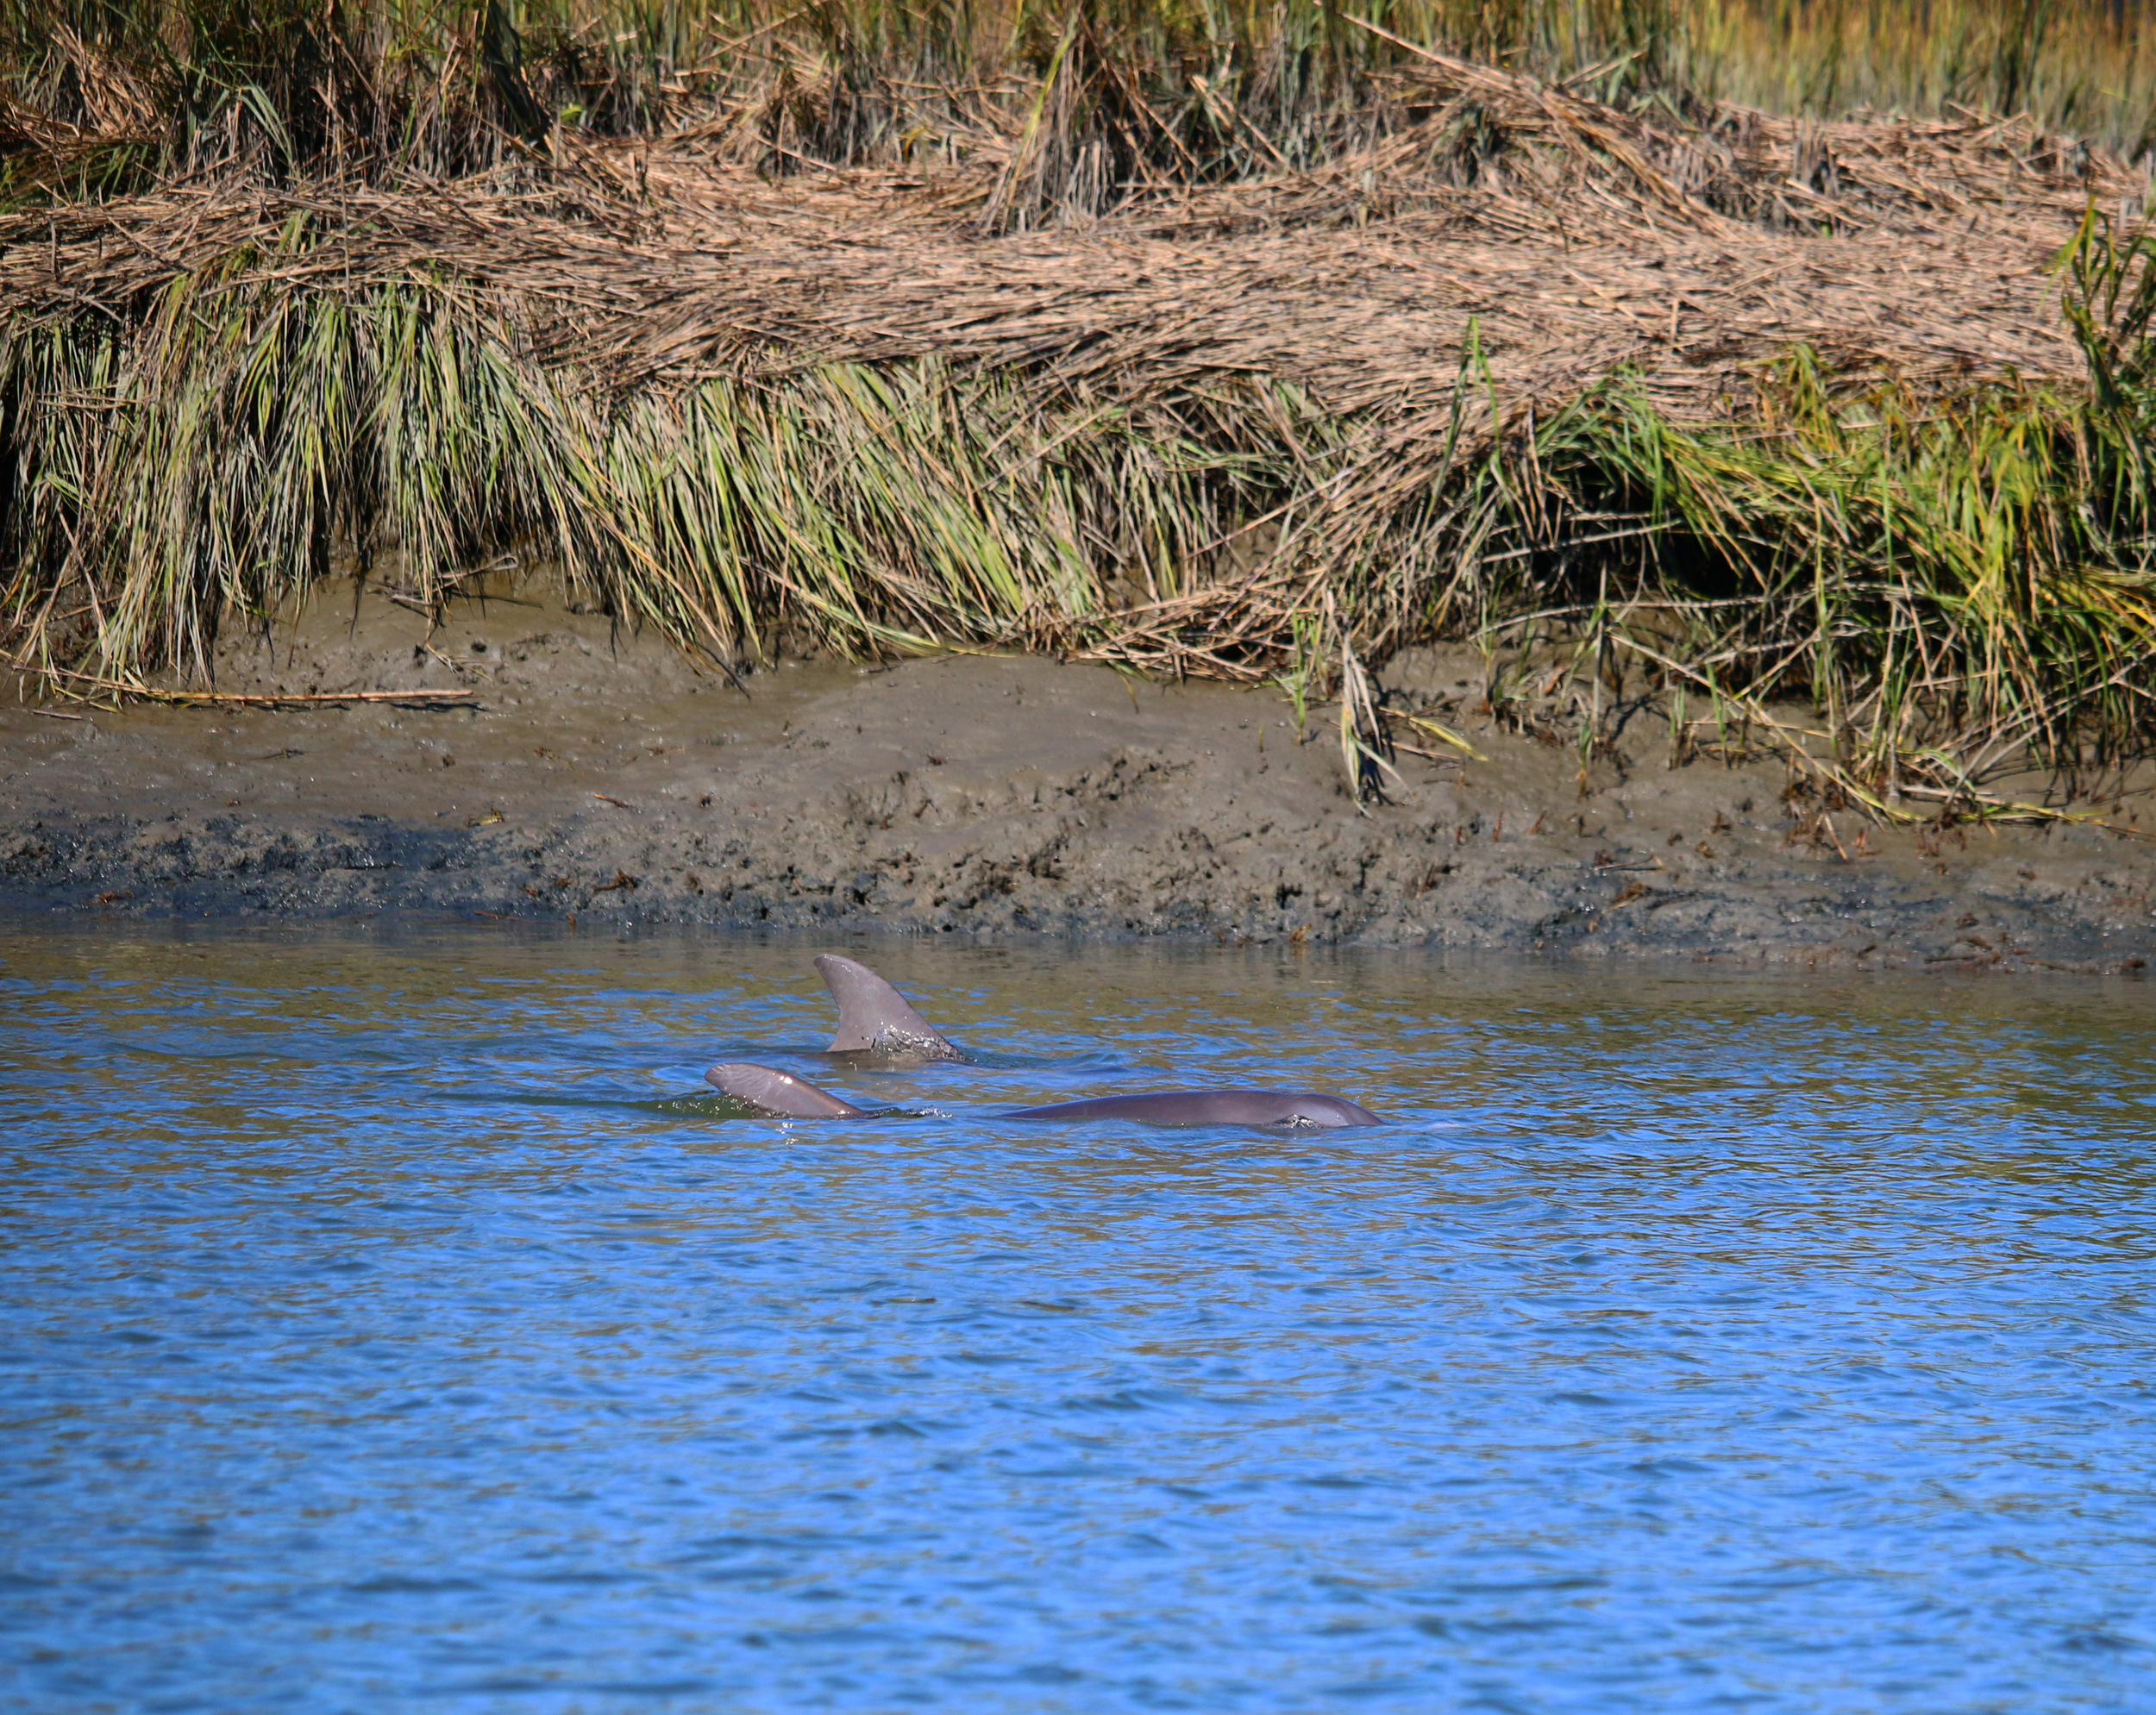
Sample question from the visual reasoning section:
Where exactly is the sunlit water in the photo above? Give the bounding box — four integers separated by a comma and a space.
3, 921, 2153, 1713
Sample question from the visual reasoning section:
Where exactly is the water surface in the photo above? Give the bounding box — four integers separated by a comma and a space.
3, 923, 2153, 1712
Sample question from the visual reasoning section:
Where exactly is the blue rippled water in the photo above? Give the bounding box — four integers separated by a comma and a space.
2, 921, 2153, 1713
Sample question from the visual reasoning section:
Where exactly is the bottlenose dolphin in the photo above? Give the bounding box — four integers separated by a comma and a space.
999, 1091, 1380, 1128
705, 1062, 870, 1118
815, 954, 962, 1060
704, 1062, 1381, 1128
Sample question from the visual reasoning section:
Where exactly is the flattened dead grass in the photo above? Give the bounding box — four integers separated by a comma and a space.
7, 34, 2156, 812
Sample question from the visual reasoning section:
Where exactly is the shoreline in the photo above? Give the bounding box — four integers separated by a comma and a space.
5, 582, 2151, 974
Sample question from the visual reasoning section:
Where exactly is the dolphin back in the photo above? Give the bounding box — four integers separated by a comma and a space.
705, 1062, 867, 1118
814, 955, 961, 1059
1005, 1090, 1382, 1128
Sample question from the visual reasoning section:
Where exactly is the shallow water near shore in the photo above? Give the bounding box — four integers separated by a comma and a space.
3, 920, 2153, 1713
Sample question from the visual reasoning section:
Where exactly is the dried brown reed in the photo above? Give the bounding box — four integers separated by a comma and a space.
8, 13, 2156, 811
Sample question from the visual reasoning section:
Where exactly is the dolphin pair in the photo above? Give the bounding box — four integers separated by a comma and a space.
705, 955, 1382, 1130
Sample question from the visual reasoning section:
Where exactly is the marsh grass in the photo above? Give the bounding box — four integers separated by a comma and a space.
12, 1, 2156, 200
10, 209, 2156, 813
9, 2, 2156, 812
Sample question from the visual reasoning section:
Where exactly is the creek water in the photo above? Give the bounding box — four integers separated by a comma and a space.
3, 921, 2152, 1713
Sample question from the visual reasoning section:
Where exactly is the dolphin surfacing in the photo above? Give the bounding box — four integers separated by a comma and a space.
700, 1063, 1380, 1129
815, 955, 962, 1060
1004, 1091, 1381, 1129
705, 1062, 868, 1118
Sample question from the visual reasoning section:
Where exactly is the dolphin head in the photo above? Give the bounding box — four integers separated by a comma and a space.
814, 955, 962, 1060
1278, 1093, 1383, 1128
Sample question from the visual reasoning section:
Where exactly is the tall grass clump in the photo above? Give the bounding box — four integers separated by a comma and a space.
1675, 1, 2156, 160
3, 0, 1684, 205
9, 1, 2156, 204
1420, 210, 2156, 800
0, 242, 1307, 682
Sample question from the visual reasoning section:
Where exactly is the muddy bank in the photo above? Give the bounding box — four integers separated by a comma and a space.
3, 580, 2152, 971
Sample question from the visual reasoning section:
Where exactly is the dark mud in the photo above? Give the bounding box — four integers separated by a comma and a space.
4, 580, 2153, 971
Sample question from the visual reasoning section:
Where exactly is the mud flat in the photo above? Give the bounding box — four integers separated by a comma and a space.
3, 580, 2151, 972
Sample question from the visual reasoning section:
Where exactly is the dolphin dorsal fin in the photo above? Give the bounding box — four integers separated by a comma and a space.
814, 955, 961, 1059
705, 1062, 866, 1119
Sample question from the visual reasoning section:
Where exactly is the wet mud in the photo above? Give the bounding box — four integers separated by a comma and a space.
4, 580, 2153, 972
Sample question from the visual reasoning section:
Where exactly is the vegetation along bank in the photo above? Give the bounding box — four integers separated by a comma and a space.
4, 3, 2156, 962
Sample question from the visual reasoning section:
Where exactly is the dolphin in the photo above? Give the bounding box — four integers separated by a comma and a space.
703, 1062, 1380, 1128
999, 1091, 1381, 1128
815, 954, 962, 1060
706, 1062, 870, 1118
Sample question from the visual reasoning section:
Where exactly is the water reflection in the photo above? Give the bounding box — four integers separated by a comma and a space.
2, 921, 2152, 1712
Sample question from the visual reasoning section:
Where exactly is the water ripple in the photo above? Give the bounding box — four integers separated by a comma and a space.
2, 922, 2153, 1712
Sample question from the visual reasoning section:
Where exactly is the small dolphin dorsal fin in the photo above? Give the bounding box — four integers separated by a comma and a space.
705, 1062, 866, 1119
814, 955, 960, 1058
